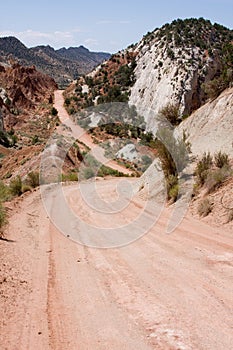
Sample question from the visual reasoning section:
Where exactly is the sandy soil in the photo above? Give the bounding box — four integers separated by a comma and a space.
0, 179, 232, 350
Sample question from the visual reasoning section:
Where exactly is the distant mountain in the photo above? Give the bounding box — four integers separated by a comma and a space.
0, 36, 111, 87
57, 45, 110, 65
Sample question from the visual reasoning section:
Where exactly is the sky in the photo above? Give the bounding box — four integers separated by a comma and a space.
0, 0, 232, 53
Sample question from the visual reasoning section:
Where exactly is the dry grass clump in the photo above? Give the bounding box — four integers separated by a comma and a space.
197, 198, 213, 217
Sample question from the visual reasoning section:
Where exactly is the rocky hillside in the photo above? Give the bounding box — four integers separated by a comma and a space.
0, 62, 57, 126
65, 18, 233, 133
175, 87, 233, 157
0, 37, 110, 87
0, 62, 59, 178
129, 18, 233, 131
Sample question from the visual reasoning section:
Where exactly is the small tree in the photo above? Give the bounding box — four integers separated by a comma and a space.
51, 107, 58, 116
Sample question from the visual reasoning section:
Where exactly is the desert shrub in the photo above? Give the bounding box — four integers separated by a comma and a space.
65, 97, 71, 106
155, 138, 176, 178
159, 103, 180, 126
167, 48, 175, 59
83, 168, 95, 179
0, 181, 11, 202
154, 128, 189, 202
168, 183, 179, 202
22, 184, 32, 193
97, 165, 126, 177
195, 152, 213, 186
51, 107, 58, 116
9, 176, 22, 196
0, 202, 7, 230
26, 171, 40, 188
198, 198, 212, 217
9, 133, 18, 146
156, 128, 189, 177
203, 74, 231, 100
205, 166, 231, 193
227, 210, 233, 223
0, 130, 10, 147
62, 172, 78, 182
214, 151, 229, 168
192, 183, 199, 197
31, 135, 40, 145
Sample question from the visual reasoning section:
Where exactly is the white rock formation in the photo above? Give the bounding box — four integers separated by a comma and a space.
129, 34, 220, 133
175, 88, 233, 158
116, 143, 139, 162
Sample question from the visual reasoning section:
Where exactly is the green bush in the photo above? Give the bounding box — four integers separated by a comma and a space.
0, 181, 11, 202
26, 171, 40, 188
167, 174, 179, 202
65, 97, 71, 106
205, 166, 231, 193
156, 128, 188, 177
62, 172, 78, 182
97, 165, 126, 177
169, 183, 179, 202
31, 135, 40, 145
198, 198, 212, 217
214, 151, 229, 169
22, 184, 32, 193
154, 128, 189, 202
159, 103, 180, 126
195, 152, 213, 186
83, 168, 95, 179
9, 176, 22, 196
0, 202, 7, 230
0, 130, 10, 147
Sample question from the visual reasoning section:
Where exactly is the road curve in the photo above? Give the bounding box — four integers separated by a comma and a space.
53, 90, 133, 176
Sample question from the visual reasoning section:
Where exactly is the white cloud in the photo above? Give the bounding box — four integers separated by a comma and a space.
0, 29, 83, 48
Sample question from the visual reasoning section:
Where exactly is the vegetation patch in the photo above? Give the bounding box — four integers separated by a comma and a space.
198, 198, 213, 217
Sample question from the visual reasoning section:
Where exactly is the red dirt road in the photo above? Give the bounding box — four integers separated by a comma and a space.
0, 179, 232, 350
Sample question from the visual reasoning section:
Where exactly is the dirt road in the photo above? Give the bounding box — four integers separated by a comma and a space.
53, 90, 132, 175
0, 92, 232, 349
0, 178, 232, 350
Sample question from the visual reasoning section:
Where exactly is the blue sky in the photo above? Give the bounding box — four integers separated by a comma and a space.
0, 0, 232, 53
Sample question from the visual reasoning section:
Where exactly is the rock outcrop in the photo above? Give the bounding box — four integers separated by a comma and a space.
0, 63, 57, 110
129, 19, 232, 132
175, 88, 233, 157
